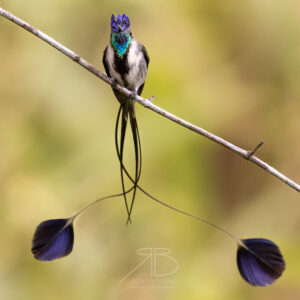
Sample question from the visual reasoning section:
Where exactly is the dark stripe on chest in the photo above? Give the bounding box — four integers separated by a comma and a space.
113, 51, 129, 81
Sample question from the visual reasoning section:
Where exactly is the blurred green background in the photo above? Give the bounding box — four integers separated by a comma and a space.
0, 0, 300, 299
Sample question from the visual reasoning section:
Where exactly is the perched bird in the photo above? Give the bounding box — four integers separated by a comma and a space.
102, 14, 149, 223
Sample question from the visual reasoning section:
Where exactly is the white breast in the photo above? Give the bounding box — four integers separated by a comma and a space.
126, 39, 147, 91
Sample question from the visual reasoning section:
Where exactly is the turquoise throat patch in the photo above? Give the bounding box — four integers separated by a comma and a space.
111, 32, 131, 57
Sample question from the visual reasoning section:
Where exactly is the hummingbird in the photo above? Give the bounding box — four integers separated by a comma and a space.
102, 14, 149, 223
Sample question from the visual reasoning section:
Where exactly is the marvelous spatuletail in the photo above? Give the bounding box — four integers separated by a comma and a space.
31, 13, 285, 287
102, 14, 149, 223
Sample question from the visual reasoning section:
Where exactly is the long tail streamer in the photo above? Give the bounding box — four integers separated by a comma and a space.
115, 103, 142, 224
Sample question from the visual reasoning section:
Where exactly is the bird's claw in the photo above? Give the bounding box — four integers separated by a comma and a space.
148, 96, 155, 102
130, 91, 137, 102
111, 78, 118, 89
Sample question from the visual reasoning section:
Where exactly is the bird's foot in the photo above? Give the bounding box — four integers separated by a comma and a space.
130, 91, 137, 102
111, 78, 118, 89
148, 96, 155, 102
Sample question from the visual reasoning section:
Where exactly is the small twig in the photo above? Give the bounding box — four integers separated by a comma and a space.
246, 141, 264, 160
0, 7, 299, 193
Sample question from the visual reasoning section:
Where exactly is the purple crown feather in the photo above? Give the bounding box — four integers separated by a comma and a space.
111, 14, 130, 33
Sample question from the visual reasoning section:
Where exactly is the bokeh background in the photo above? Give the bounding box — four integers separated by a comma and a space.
0, 0, 300, 299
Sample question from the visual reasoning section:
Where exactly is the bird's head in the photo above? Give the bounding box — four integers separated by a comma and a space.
110, 14, 132, 57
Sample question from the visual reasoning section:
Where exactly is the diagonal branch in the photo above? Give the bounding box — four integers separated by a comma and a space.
0, 7, 299, 193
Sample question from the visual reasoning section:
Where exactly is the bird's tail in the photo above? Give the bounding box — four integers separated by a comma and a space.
126, 104, 142, 224
116, 103, 131, 223
115, 111, 239, 242
115, 103, 142, 224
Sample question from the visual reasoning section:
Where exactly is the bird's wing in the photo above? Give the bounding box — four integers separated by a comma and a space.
102, 46, 111, 77
136, 44, 150, 96
141, 44, 150, 67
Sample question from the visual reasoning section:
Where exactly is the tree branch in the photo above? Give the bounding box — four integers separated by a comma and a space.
0, 7, 299, 193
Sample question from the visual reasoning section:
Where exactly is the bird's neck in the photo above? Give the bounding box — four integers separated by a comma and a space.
111, 32, 131, 58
